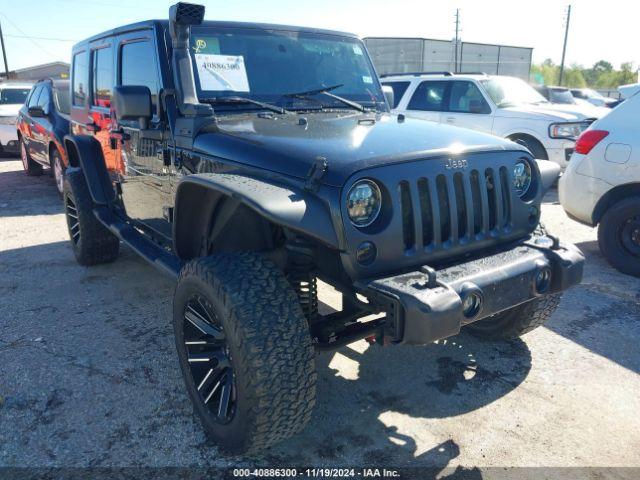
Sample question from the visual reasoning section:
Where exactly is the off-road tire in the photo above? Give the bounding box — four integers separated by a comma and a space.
173, 253, 317, 454
598, 197, 640, 277
63, 169, 119, 265
20, 138, 42, 176
465, 294, 562, 340
51, 148, 65, 196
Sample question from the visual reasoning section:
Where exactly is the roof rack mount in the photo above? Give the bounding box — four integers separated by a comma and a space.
380, 71, 453, 78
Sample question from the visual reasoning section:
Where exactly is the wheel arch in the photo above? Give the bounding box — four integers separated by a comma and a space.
592, 182, 640, 225
63, 134, 115, 205
506, 132, 549, 160
173, 174, 340, 261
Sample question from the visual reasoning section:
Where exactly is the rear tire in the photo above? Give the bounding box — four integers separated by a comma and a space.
20, 138, 42, 176
173, 253, 316, 454
63, 169, 119, 265
598, 197, 640, 277
465, 294, 561, 340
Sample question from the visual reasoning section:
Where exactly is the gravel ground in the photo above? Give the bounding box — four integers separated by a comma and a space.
1, 157, 639, 473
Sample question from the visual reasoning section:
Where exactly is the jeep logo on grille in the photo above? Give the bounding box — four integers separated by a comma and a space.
444, 158, 468, 170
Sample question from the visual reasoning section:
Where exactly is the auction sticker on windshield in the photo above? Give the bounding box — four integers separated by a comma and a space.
195, 54, 250, 92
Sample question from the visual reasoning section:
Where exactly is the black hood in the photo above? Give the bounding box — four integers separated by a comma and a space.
193, 111, 527, 186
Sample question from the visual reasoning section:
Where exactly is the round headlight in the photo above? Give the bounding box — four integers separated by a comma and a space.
513, 160, 532, 198
347, 179, 382, 227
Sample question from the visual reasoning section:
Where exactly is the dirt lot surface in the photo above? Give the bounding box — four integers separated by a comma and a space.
1, 157, 639, 473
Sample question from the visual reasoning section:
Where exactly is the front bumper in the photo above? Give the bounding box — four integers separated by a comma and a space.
365, 237, 584, 345
0, 124, 19, 154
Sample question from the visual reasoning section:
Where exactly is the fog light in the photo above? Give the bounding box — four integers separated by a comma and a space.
356, 241, 377, 266
535, 267, 552, 293
462, 291, 483, 318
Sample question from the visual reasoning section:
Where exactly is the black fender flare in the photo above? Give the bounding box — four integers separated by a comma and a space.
63, 134, 115, 206
174, 173, 339, 259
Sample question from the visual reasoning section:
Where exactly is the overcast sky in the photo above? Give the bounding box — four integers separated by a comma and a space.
0, 0, 637, 72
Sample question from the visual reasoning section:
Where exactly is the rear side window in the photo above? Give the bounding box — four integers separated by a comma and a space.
120, 40, 159, 114
92, 47, 113, 108
72, 51, 89, 107
382, 81, 410, 108
448, 81, 491, 114
408, 81, 449, 111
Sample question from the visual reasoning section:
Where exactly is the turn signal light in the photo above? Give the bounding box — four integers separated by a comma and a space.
575, 130, 609, 155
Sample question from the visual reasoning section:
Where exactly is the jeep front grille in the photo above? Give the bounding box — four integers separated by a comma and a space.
399, 167, 512, 252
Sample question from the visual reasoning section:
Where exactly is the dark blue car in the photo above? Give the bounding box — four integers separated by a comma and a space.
17, 78, 70, 195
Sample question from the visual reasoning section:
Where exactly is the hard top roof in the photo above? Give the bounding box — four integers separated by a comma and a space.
74, 19, 358, 47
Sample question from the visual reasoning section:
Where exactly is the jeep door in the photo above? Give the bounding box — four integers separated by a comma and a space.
22, 84, 44, 160
441, 80, 494, 133
114, 31, 172, 239
403, 80, 448, 123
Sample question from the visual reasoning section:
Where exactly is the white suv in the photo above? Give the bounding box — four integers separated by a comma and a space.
382, 73, 606, 169
0, 83, 32, 155
559, 84, 640, 277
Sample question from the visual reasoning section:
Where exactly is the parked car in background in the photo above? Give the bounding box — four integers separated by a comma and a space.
0, 82, 32, 156
17, 78, 71, 194
570, 88, 617, 108
560, 84, 640, 276
533, 84, 611, 118
383, 73, 604, 169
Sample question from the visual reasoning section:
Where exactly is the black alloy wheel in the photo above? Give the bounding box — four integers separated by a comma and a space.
182, 294, 236, 424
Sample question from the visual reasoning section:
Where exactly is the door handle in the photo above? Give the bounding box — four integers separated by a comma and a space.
109, 128, 130, 149
85, 121, 101, 133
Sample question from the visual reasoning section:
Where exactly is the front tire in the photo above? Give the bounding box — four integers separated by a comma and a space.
20, 138, 42, 176
598, 197, 640, 277
63, 169, 119, 265
51, 148, 65, 196
465, 294, 561, 340
173, 253, 317, 454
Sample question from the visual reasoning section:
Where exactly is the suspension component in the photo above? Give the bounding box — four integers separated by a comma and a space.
286, 237, 319, 322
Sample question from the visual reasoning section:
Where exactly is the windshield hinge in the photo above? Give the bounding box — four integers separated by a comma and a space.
305, 157, 328, 192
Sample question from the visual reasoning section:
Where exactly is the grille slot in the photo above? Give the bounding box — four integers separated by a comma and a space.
397, 166, 513, 253
399, 181, 415, 251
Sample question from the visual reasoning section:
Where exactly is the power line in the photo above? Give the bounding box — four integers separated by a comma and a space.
4, 34, 77, 42
0, 12, 68, 62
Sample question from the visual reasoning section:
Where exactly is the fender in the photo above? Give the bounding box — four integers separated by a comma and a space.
63, 134, 115, 206
174, 173, 340, 259
535, 159, 560, 194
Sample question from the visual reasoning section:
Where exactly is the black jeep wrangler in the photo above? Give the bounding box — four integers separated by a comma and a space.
63, 2, 584, 454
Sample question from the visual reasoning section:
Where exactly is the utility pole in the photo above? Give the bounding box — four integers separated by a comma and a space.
454, 9, 460, 73
0, 20, 8, 79
558, 5, 571, 86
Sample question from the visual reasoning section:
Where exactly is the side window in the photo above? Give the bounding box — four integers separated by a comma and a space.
36, 86, 51, 112
382, 81, 410, 108
407, 81, 449, 112
72, 51, 89, 107
92, 47, 114, 108
27, 86, 43, 108
120, 40, 159, 115
448, 81, 491, 114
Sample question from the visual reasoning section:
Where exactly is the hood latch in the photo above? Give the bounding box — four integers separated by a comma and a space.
305, 156, 328, 192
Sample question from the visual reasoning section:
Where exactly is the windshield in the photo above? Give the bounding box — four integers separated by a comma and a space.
53, 86, 70, 115
0, 88, 30, 105
189, 27, 384, 111
481, 77, 548, 107
549, 88, 576, 104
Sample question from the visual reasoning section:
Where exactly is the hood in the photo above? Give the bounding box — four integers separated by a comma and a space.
0, 104, 21, 117
193, 112, 526, 186
496, 103, 592, 122
542, 102, 610, 119
619, 83, 640, 99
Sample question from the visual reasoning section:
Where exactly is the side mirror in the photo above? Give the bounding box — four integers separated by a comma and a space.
382, 85, 395, 109
112, 85, 152, 129
28, 106, 46, 118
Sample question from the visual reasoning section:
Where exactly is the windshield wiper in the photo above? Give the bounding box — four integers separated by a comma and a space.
202, 96, 288, 115
283, 84, 367, 112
